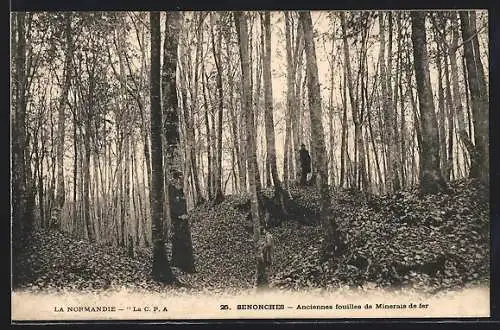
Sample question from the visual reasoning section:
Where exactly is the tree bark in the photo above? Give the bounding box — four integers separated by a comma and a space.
234, 11, 268, 288
262, 12, 283, 198
459, 11, 489, 184
223, 21, 241, 194
387, 12, 400, 191
300, 11, 338, 257
449, 14, 473, 177
210, 13, 225, 203
201, 59, 213, 199
13, 13, 28, 242
83, 116, 94, 241
341, 12, 368, 191
443, 50, 454, 180
378, 12, 398, 193
55, 13, 73, 229
435, 44, 447, 181
162, 11, 195, 273
283, 12, 294, 187
340, 62, 348, 188
410, 11, 447, 195
292, 19, 304, 180
150, 11, 174, 283
328, 17, 337, 186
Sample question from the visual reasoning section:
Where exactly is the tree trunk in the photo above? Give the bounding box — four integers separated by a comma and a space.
387, 12, 400, 191
210, 13, 225, 203
262, 12, 284, 205
436, 46, 447, 181
292, 19, 304, 180
328, 17, 336, 186
443, 51, 454, 180
283, 12, 294, 187
378, 12, 397, 193
459, 11, 489, 184
163, 11, 195, 273
340, 63, 348, 189
410, 11, 447, 195
397, 13, 406, 187
201, 59, 213, 199
300, 11, 338, 257
55, 13, 72, 229
12, 13, 28, 243
36, 139, 45, 229
178, 21, 203, 206
150, 11, 174, 283
72, 98, 78, 236
449, 14, 473, 177
223, 22, 241, 194
83, 121, 94, 241
234, 11, 268, 288
341, 12, 368, 191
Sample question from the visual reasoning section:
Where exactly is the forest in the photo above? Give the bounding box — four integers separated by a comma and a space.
11, 10, 489, 294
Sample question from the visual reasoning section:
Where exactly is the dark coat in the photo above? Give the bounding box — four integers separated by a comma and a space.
299, 148, 311, 173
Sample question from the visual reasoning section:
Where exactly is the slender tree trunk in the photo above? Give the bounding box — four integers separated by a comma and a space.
387, 12, 400, 191
210, 13, 224, 203
163, 11, 195, 273
238, 73, 248, 192
83, 120, 94, 241
341, 12, 368, 191
223, 23, 241, 194
283, 12, 294, 187
328, 18, 336, 186
436, 46, 448, 181
293, 20, 304, 180
300, 11, 338, 257
78, 131, 84, 240
396, 13, 406, 187
459, 11, 489, 184
252, 23, 262, 192
72, 98, 78, 236
328, 107, 335, 186
234, 11, 268, 288
340, 65, 348, 188
201, 60, 213, 199
13, 13, 28, 242
54, 13, 72, 229
379, 12, 397, 193
340, 13, 358, 187
368, 107, 383, 193
36, 140, 45, 229
150, 11, 174, 283
178, 23, 203, 206
443, 48, 455, 180
410, 11, 447, 194
449, 14, 474, 177
262, 12, 281, 190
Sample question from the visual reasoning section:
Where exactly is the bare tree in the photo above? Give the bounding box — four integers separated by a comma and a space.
150, 11, 174, 283
459, 11, 489, 184
209, 12, 225, 203
234, 11, 268, 288
162, 11, 195, 273
54, 13, 73, 229
300, 11, 338, 257
410, 11, 447, 194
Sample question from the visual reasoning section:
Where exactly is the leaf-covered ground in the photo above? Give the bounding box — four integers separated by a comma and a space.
12, 179, 489, 295
272, 179, 490, 293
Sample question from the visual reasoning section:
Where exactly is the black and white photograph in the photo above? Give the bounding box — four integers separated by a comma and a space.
11, 9, 490, 320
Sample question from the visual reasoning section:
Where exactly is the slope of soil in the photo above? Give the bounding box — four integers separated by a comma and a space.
12, 179, 489, 295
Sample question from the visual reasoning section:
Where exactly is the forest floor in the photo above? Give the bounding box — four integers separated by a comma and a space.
12, 179, 490, 297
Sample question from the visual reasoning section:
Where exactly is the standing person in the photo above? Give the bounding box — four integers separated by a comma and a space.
299, 144, 311, 185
